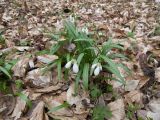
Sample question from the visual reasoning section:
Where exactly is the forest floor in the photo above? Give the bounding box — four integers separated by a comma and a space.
0, 0, 160, 120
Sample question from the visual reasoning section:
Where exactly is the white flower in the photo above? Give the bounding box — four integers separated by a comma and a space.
98, 63, 102, 71
91, 63, 102, 76
82, 27, 88, 34
91, 63, 97, 69
72, 62, 79, 73
69, 15, 75, 23
65, 60, 72, 69
94, 66, 100, 76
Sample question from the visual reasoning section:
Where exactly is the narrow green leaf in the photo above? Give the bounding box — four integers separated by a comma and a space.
0, 66, 11, 78
48, 101, 70, 113
64, 20, 78, 40
57, 59, 62, 80
74, 70, 82, 95
77, 53, 84, 65
50, 43, 60, 54
108, 53, 128, 60
16, 92, 32, 108
101, 55, 125, 84
117, 63, 131, 75
82, 63, 89, 90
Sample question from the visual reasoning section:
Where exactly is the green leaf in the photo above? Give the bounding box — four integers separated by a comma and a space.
117, 63, 131, 76
36, 50, 49, 55
92, 105, 112, 120
74, 70, 82, 95
48, 101, 70, 113
82, 63, 89, 90
50, 43, 60, 54
16, 92, 32, 108
90, 86, 102, 99
43, 61, 57, 73
100, 55, 125, 84
127, 32, 135, 38
0, 66, 11, 79
64, 20, 78, 41
77, 53, 84, 65
108, 53, 128, 60
74, 38, 94, 42
57, 59, 62, 80
15, 80, 23, 89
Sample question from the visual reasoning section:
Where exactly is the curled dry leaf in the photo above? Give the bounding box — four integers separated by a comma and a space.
14, 46, 33, 52
30, 101, 44, 120
12, 57, 30, 77
67, 83, 90, 114
148, 99, 160, 113
125, 80, 139, 91
155, 68, 160, 82
37, 54, 58, 64
33, 83, 64, 93
108, 99, 125, 120
25, 68, 52, 88
12, 91, 29, 120
44, 92, 73, 117
124, 90, 143, 104
147, 112, 160, 120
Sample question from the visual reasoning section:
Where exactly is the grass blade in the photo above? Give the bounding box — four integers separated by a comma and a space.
82, 63, 89, 90
0, 66, 11, 79
57, 59, 62, 80
48, 101, 69, 113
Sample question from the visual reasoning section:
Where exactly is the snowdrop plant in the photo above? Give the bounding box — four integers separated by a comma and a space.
65, 59, 79, 73
48, 19, 129, 90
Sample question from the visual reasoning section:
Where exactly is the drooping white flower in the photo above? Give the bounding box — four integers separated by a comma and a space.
91, 63, 102, 76
69, 15, 75, 23
82, 27, 89, 34
65, 60, 72, 69
94, 66, 101, 76
91, 63, 97, 69
72, 62, 79, 73
98, 63, 102, 71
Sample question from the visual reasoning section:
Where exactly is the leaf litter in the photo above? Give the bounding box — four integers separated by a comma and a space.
0, 0, 160, 120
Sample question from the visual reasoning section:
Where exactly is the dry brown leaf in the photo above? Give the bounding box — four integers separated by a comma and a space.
43, 92, 73, 117
33, 83, 64, 93
25, 68, 52, 88
30, 101, 44, 120
125, 80, 139, 91
155, 68, 160, 82
108, 99, 125, 120
37, 54, 58, 64
12, 57, 30, 77
12, 91, 29, 120
14, 46, 33, 52
124, 90, 143, 104
148, 99, 160, 113
67, 84, 90, 114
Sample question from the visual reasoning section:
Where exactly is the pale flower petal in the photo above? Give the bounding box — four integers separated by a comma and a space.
98, 64, 102, 71
72, 62, 79, 73
91, 63, 97, 69
69, 15, 75, 23
65, 61, 72, 69
94, 66, 100, 76
82, 27, 89, 34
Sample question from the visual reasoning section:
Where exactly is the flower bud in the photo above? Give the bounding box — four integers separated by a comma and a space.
65, 61, 72, 69
72, 62, 79, 73
94, 66, 100, 76
91, 63, 97, 69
